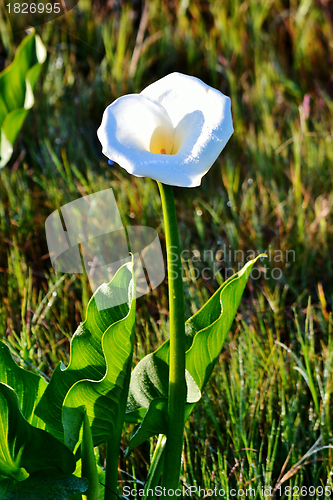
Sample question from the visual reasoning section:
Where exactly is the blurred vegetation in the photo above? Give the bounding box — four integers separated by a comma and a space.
0, 0, 333, 497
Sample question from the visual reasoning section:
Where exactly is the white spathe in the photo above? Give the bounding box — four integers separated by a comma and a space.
97, 73, 233, 188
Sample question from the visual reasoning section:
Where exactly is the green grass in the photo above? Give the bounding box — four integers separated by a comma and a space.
1, 0, 333, 497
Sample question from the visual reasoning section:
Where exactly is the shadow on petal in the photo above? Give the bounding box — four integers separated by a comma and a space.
171, 110, 204, 157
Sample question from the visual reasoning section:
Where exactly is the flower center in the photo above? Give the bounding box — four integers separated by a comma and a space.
159, 148, 167, 154
149, 122, 174, 155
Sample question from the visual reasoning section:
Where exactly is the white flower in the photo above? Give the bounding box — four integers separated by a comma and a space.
97, 73, 233, 188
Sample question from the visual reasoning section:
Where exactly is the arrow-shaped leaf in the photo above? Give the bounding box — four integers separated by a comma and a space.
0, 383, 75, 482
125, 256, 263, 447
62, 289, 136, 448
185, 257, 264, 390
36, 262, 134, 445
0, 32, 47, 168
0, 342, 47, 429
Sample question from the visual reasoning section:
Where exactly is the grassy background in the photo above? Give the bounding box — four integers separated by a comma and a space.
1, 0, 333, 497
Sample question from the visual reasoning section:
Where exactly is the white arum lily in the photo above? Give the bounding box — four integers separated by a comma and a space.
97, 72, 233, 188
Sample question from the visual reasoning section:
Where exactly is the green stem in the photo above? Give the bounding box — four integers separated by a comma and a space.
157, 182, 186, 494
104, 436, 120, 500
